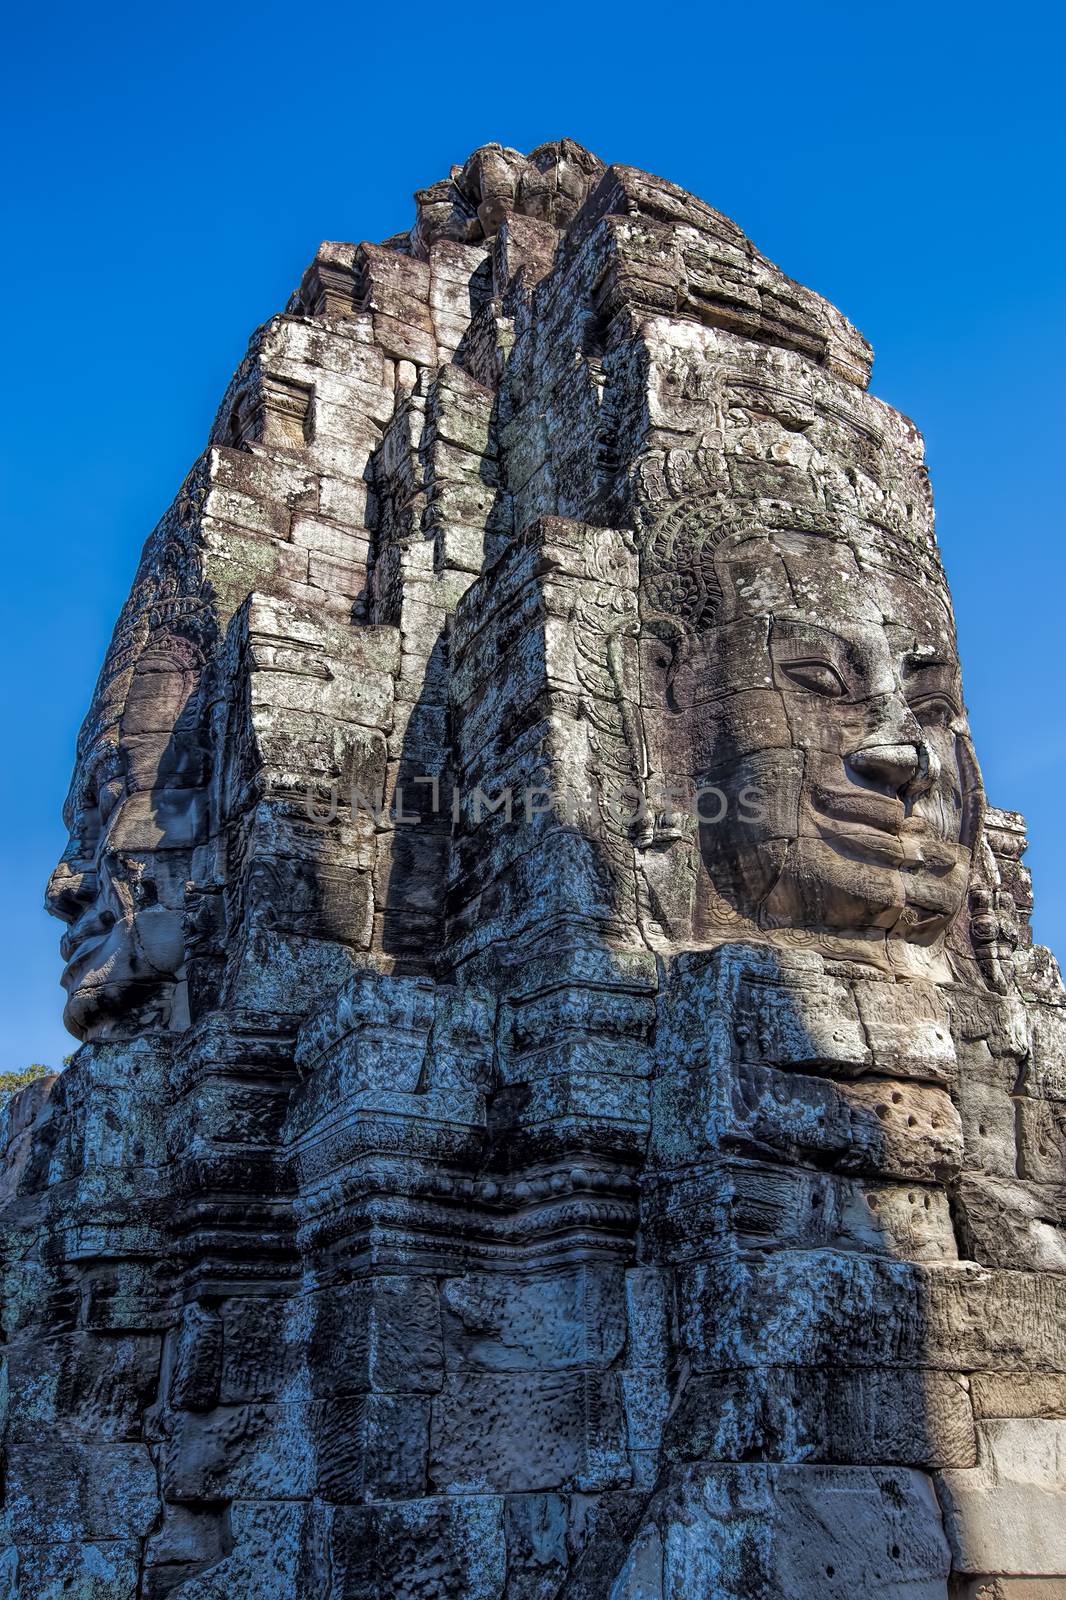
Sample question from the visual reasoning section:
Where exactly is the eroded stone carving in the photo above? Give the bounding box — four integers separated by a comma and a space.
47, 609, 211, 1039
636, 491, 979, 971
3, 143, 1065, 1600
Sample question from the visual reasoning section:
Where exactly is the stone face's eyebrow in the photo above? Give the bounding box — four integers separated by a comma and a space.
901, 651, 955, 674
769, 618, 867, 677
770, 619, 851, 650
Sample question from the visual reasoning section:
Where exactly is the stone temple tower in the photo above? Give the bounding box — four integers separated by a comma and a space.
4, 141, 1066, 1598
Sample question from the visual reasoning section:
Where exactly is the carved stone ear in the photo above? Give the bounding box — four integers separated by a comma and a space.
639, 614, 687, 712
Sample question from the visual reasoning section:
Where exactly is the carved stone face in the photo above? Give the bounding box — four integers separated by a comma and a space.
46, 637, 207, 1040
669, 530, 978, 964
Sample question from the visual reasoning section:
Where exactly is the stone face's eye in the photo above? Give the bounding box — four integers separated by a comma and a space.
98, 779, 124, 828
908, 693, 958, 728
780, 658, 847, 698
120, 867, 157, 909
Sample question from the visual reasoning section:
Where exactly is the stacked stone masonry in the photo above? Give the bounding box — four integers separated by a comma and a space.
3, 140, 1066, 1598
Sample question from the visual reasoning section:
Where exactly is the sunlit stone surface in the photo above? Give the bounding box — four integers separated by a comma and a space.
4, 141, 1066, 1598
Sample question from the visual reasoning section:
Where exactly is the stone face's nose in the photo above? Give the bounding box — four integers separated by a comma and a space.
847, 742, 922, 795
45, 858, 95, 925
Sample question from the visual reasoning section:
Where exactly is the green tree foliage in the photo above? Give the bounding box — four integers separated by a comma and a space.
0, 1061, 53, 1096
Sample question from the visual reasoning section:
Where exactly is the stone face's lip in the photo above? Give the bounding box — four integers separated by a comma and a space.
808, 782, 909, 836
813, 811, 961, 874
58, 928, 114, 989
904, 837, 963, 872
814, 818, 908, 866
808, 783, 954, 870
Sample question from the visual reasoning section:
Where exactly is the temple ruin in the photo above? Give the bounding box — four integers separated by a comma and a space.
3, 140, 1066, 1598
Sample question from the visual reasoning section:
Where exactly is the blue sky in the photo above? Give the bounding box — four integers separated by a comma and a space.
2, 0, 1063, 1067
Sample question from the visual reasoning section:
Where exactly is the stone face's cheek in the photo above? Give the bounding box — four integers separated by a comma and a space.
109, 787, 207, 854
688, 688, 793, 772
133, 899, 187, 977
697, 749, 805, 917
785, 687, 916, 763
780, 694, 854, 757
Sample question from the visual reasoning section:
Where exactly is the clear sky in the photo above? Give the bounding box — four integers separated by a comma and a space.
2, 0, 1063, 1068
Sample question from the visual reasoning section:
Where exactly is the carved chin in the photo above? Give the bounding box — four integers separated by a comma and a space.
62, 977, 175, 1041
